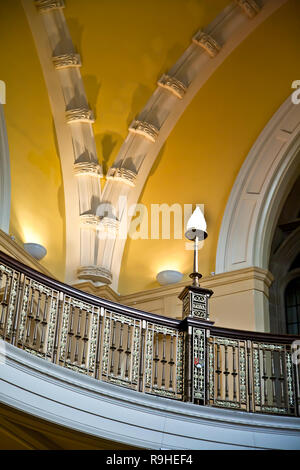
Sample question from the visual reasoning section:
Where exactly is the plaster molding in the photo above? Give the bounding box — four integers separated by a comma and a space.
0, 105, 11, 234
192, 31, 221, 58
23, 0, 102, 284
235, 0, 261, 18
35, 0, 65, 13
80, 214, 100, 227
106, 168, 137, 187
216, 96, 300, 276
52, 53, 81, 69
77, 265, 113, 284
74, 162, 103, 178
1, 342, 299, 449
66, 107, 95, 124
157, 74, 187, 99
128, 120, 159, 142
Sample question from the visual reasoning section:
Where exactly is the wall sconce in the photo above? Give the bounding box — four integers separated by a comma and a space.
23, 243, 47, 261
156, 270, 183, 286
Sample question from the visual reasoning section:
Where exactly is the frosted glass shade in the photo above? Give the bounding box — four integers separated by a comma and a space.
23, 243, 47, 260
156, 270, 183, 286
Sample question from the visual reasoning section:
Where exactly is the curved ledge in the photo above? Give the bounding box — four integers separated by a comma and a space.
0, 343, 299, 450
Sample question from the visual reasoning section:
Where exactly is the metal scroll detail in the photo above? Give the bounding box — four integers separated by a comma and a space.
193, 328, 206, 401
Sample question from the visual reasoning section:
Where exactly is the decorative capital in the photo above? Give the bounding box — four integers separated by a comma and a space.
66, 107, 95, 124
52, 53, 81, 69
179, 285, 213, 320
129, 120, 159, 143
98, 217, 120, 235
106, 167, 137, 187
77, 265, 112, 284
35, 0, 65, 13
80, 214, 100, 228
74, 162, 103, 178
235, 0, 261, 18
192, 31, 221, 58
157, 74, 187, 99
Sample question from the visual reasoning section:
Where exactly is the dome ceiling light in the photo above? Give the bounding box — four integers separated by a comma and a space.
23, 243, 47, 261
156, 270, 183, 286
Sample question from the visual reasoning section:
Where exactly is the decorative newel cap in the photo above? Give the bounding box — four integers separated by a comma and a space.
179, 285, 213, 321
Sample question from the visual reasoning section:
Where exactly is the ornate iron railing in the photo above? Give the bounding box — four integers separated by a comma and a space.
0, 251, 299, 417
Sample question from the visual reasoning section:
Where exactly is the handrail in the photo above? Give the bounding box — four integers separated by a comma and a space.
0, 251, 299, 416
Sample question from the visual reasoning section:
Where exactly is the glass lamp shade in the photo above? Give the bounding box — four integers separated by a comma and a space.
185, 206, 208, 241
23, 243, 47, 260
156, 270, 183, 286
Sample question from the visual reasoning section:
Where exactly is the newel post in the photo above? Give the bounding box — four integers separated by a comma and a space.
179, 285, 214, 405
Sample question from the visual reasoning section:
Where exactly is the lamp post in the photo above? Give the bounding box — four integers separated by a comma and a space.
179, 206, 214, 404
179, 207, 213, 321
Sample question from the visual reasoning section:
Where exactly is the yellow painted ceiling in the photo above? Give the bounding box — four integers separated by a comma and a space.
1, 1, 300, 295
0, 0, 65, 280
64, 0, 231, 173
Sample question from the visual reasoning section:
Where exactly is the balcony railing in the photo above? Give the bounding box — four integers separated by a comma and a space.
0, 251, 299, 417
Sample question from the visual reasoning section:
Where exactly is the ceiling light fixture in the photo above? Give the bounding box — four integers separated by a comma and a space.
156, 270, 183, 286
23, 243, 47, 261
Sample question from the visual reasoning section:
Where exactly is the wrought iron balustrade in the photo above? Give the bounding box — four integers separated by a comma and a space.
0, 251, 299, 417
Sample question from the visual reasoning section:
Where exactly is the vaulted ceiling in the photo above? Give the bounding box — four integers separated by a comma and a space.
1, 0, 300, 294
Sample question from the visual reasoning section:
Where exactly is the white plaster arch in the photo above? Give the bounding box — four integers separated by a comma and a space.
0, 105, 11, 234
216, 95, 300, 274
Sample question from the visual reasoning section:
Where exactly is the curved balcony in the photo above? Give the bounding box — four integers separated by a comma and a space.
0, 251, 299, 450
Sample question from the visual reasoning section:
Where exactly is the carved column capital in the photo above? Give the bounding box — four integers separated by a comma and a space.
35, 0, 65, 13
99, 217, 120, 234
129, 120, 159, 143
235, 0, 261, 18
74, 162, 103, 178
66, 107, 95, 124
106, 168, 137, 187
157, 75, 187, 99
192, 31, 221, 58
80, 214, 100, 228
52, 53, 82, 69
77, 266, 113, 284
